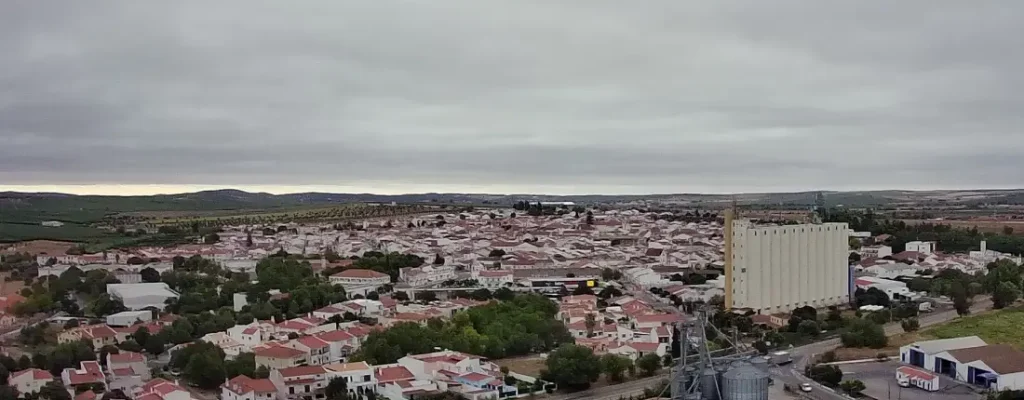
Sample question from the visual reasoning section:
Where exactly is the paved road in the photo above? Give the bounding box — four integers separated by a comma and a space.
545, 299, 993, 400
776, 298, 993, 400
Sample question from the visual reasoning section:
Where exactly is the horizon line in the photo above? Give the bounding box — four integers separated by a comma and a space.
2, 184, 1023, 198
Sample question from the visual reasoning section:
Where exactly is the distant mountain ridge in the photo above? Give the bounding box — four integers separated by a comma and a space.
4, 188, 1024, 213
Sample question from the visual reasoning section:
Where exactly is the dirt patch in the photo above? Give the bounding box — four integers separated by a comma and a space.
1, 240, 77, 256
496, 356, 547, 377
833, 332, 924, 361
0, 272, 26, 297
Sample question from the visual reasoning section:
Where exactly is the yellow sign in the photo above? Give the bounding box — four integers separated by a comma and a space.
586, 280, 595, 287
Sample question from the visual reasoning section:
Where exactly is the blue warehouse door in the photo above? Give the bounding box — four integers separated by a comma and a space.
909, 350, 924, 367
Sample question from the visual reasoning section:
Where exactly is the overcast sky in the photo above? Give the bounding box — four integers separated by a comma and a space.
2, 1, 1022, 195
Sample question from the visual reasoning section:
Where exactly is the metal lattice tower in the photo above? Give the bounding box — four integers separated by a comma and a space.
670, 307, 757, 400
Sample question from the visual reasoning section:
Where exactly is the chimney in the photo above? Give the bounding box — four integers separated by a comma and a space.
981, 240, 987, 254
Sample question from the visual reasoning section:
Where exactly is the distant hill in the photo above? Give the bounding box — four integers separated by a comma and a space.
3, 188, 1024, 226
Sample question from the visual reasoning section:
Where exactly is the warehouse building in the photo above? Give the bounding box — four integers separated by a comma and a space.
900, 336, 1024, 391
106, 283, 180, 310
725, 214, 849, 313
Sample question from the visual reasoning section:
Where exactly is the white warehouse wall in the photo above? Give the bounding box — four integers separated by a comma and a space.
730, 221, 849, 313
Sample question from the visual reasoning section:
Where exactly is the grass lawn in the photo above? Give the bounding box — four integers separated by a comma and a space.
924, 307, 1024, 348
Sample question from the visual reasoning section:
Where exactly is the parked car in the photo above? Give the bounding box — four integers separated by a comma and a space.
800, 383, 813, 392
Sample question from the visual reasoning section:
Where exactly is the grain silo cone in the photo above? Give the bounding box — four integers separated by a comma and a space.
721, 364, 769, 400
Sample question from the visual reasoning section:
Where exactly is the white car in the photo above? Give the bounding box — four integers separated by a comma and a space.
800, 383, 813, 392
897, 378, 911, 388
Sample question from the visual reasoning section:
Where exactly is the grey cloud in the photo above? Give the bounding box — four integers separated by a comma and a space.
1, 0, 1023, 194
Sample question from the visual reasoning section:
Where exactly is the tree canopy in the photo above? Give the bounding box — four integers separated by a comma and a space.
353, 294, 571, 363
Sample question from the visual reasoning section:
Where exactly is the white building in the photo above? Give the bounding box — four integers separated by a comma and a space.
329, 269, 391, 287
904, 241, 936, 255
222, 375, 277, 400
860, 245, 893, 259
7, 369, 54, 394
41, 221, 65, 227
324, 362, 377, 395
900, 336, 1024, 391
106, 310, 153, 327
726, 218, 850, 313
854, 276, 912, 300
471, 270, 514, 288
622, 267, 669, 289
399, 265, 456, 287
106, 283, 180, 310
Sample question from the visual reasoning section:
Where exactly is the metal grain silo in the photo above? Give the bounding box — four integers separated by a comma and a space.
749, 356, 769, 372
700, 368, 720, 400
721, 364, 770, 400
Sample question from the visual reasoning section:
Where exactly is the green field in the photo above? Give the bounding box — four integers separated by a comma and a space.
925, 307, 1024, 348
0, 222, 117, 243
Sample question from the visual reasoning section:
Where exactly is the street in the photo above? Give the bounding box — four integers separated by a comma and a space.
775, 297, 992, 400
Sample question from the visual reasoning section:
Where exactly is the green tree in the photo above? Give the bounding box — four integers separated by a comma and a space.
89, 294, 127, 316
840, 319, 887, 349
993, 281, 1021, 309
254, 365, 271, 379
144, 334, 166, 355
224, 352, 255, 379
493, 287, 515, 301
132, 327, 151, 348
901, 318, 920, 333
543, 345, 602, 390
950, 281, 971, 315
839, 380, 866, 395
0, 364, 8, 384
325, 377, 349, 400
798, 320, 820, 337
636, 353, 661, 377
185, 351, 226, 389
140, 267, 161, 283
0, 386, 17, 400
806, 364, 842, 387
600, 354, 630, 382
39, 380, 72, 400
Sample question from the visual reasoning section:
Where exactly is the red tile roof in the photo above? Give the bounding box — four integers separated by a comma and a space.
254, 345, 305, 359
897, 366, 937, 381
295, 336, 329, 349
63, 361, 104, 385
316, 330, 355, 342
224, 375, 277, 394
10, 368, 53, 381
109, 351, 145, 363
375, 366, 415, 383
75, 391, 97, 400
630, 342, 663, 352
278, 365, 326, 378
458, 372, 492, 382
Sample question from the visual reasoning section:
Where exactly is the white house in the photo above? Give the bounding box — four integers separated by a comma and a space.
324, 362, 377, 396
7, 369, 54, 394
222, 375, 277, 400
608, 342, 669, 361
269, 366, 329, 400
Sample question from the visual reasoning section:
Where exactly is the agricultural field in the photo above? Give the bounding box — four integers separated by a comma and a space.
924, 307, 1024, 348
0, 240, 79, 256
901, 219, 1024, 235
130, 204, 435, 228
0, 222, 117, 243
